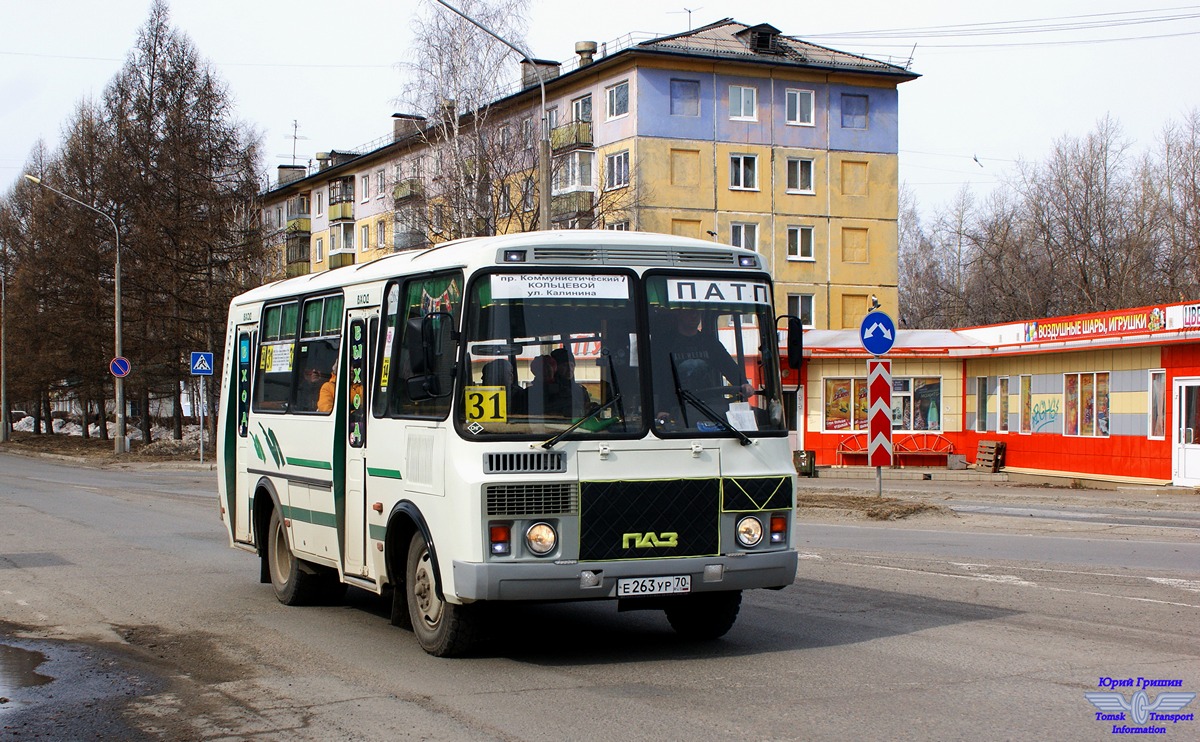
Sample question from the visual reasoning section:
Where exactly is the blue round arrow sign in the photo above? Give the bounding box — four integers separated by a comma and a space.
110, 356, 131, 378
859, 311, 897, 356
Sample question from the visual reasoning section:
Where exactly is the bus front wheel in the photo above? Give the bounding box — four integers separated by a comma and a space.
405, 535, 479, 657
664, 590, 742, 640
266, 509, 343, 606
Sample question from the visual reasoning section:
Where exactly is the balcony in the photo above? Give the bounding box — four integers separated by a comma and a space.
393, 178, 424, 201
550, 121, 593, 153
286, 217, 311, 232
394, 230, 427, 251
551, 190, 594, 220
328, 201, 354, 222
284, 234, 311, 278
328, 252, 356, 270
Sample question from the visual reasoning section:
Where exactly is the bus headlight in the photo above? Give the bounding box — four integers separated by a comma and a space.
736, 516, 763, 547
525, 522, 557, 555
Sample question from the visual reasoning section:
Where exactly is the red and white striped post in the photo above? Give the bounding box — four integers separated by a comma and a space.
867, 359, 892, 495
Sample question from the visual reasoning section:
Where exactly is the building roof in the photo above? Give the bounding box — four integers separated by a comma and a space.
806, 301, 1200, 359
637, 18, 917, 79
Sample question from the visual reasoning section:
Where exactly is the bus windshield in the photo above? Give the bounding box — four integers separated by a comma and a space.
460, 271, 643, 437
645, 273, 786, 436
459, 269, 786, 440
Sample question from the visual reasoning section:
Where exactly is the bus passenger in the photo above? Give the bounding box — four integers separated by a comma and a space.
481, 358, 526, 414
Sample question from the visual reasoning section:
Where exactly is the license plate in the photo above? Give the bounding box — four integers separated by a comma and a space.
616, 575, 691, 597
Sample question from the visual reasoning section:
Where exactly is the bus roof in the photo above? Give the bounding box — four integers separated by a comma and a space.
232, 230, 762, 306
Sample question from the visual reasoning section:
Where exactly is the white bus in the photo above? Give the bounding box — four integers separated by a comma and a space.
217, 230, 800, 656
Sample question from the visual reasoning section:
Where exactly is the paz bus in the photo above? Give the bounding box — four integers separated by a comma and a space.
217, 230, 800, 656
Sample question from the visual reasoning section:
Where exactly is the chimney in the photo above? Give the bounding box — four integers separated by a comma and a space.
520, 59, 561, 89
575, 41, 598, 66
277, 165, 306, 185
316, 152, 332, 171
437, 99, 457, 124
392, 113, 427, 140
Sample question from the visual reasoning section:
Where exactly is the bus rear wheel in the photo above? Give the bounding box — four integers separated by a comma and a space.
664, 590, 742, 640
405, 535, 479, 657
266, 509, 343, 606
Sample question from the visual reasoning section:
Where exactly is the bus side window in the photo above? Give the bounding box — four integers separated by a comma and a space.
382, 272, 463, 419
293, 294, 343, 414
253, 301, 298, 412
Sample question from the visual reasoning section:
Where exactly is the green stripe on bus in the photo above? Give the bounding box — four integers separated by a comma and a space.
286, 457, 333, 470
369, 524, 387, 541
282, 504, 338, 528
366, 467, 404, 480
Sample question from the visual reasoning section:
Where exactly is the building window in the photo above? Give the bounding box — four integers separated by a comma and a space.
787, 226, 814, 260
670, 79, 700, 116
314, 237, 323, 262
377, 219, 387, 249
376, 170, 385, 199
546, 106, 559, 131
606, 80, 629, 119
361, 224, 370, 252
1019, 374, 1033, 434
891, 378, 942, 431
1149, 369, 1166, 440
1064, 372, 1110, 437
360, 175, 370, 202
274, 206, 283, 228
316, 192, 324, 216
787, 294, 814, 328
520, 118, 534, 149
786, 157, 814, 193
975, 377, 989, 432
786, 89, 814, 126
729, 154, 757, 190
730, 222, 757, 250
553, 150, 594, 192
729, 85, 757, 120
521, 178, 535, 211
606, 220, 630, 231
605, 150, 629, 189
572, 94, 592, 123
841, 93, 869, 129
998, 377, 1010, 433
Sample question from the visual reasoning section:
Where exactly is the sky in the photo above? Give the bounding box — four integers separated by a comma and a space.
4, 1, 1200, 217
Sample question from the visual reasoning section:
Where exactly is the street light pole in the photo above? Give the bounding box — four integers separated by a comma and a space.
24, 174, 126, 454
433, 0, 554, 231
1, 253, 8, 443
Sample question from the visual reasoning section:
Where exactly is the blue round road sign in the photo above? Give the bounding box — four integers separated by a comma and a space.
110, 356, 131, 378
859, 311, 897, 356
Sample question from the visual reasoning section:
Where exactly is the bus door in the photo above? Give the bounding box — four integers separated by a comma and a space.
233, 326, 256, 544
341, 311, 374, 577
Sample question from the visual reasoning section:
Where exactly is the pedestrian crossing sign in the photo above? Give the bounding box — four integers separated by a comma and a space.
191, 351, 214, 376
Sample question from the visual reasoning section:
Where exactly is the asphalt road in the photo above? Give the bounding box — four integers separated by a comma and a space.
1, 453, 1198, 740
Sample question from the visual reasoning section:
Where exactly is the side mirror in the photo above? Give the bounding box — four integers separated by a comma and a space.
785, 316, 803, 370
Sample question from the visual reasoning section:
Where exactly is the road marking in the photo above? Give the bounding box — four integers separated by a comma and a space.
797, 553, 824, 560
1145, 577, 1200, 593
842, 561, 1199, 609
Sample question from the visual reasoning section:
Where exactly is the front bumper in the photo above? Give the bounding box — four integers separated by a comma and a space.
452, 549, 798, 601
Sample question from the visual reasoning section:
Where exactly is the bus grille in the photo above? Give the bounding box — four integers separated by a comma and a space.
485, 482, 579, 516
484, 451, 567, 474
529, 245, 748, 268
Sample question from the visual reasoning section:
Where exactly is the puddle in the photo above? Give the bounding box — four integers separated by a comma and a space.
0, 642, 53, 704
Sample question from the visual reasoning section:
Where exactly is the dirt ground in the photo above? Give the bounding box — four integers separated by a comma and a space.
0, 430, 200, 463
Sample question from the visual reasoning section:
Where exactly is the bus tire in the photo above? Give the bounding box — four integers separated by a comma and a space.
405, 535, 478, 657
267, 509, 343, 606
664, 590, 742, 640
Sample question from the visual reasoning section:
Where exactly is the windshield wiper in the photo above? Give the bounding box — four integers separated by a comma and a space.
540, 395, 623, 450
676, 388, 753, 446
668, 353, 753, 446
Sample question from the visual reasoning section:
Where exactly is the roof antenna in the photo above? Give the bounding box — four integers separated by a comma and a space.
276, 120, 309, 166
905, 43, 917, 70
669, 7, 702, 30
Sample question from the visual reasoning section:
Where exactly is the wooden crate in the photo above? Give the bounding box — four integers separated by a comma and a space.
976, 440, 1006, 472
